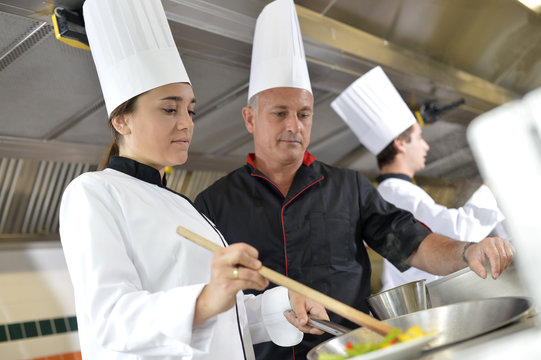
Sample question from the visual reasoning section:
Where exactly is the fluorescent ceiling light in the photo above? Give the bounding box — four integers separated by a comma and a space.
517, 0, 541, 12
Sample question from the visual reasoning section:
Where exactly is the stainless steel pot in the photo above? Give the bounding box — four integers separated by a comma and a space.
307, 296, 534, 360
367, 279, 431, 320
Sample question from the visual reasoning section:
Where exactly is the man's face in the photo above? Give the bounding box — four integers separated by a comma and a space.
243, 87, 313, 165
404, 122, 430, 172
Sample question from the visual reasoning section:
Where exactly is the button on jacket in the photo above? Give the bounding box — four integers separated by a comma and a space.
195, 152, 431, 360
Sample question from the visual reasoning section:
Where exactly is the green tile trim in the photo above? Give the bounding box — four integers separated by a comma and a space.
0, 325, 7, 342
68, 316, 78, 331
1, 316, 77, 342
8, 323, 23, 340
39, 319, 53, 336
23, 321, 38, 338
53, 318, 67, 333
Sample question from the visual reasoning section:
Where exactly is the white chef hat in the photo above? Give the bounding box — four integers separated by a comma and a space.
331, 66, 416, 155
248, 0, 312, 101
83, 0, 190, 117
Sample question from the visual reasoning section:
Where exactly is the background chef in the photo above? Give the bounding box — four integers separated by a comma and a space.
332, 66, 508, 290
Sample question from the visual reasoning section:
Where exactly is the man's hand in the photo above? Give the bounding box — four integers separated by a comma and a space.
407, 233, 515, 278
284, 291, 329, 334
464, 236, 514, 279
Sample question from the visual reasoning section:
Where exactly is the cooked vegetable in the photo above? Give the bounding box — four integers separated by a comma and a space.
398, 325, 426, 342
317, 326, 431, 360
317, 354, 348, 360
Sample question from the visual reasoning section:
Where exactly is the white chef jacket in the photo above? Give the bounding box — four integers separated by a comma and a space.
59, 157, 302, 360
376, 174, 505, 290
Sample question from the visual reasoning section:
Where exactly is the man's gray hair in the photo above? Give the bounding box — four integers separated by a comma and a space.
248, 94, 259, 112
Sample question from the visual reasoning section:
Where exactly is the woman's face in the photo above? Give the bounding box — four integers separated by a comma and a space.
114, 82, 195, 174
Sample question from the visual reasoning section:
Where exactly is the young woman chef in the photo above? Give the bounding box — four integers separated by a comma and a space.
59, 1, 327, 359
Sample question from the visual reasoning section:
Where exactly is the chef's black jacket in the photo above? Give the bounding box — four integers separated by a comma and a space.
195, 152, 431, 360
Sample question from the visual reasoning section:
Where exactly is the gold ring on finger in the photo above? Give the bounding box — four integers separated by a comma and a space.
233, 266, 239, 279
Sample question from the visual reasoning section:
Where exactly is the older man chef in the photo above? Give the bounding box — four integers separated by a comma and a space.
194, 1, 514, 359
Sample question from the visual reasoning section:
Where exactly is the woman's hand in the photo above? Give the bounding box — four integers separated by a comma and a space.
284, 291, 329, 334
194, 243, 269, 326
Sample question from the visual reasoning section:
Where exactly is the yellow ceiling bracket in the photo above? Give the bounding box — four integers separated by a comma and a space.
414, 110, 425, 127
51, 7, 90, 50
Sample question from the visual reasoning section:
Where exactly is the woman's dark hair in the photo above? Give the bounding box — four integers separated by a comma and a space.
376, 124, 414, 169
99, 96, 139, 170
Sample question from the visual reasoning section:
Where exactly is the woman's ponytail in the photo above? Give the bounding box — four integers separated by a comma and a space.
98, 95, 139, 170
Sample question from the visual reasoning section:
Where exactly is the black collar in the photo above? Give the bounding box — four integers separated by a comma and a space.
245, 156, 324, 200
107, 156, 167, 187
376, 173, 413, 184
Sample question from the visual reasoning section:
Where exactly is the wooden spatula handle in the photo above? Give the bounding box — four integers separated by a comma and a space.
176, 225, 393, 335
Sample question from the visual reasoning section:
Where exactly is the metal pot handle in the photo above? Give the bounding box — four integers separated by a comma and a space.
284, 309, 352, 336
307, 317, 352, 336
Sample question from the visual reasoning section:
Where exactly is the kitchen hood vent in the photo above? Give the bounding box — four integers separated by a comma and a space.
0, 158, 92, 235
0, 156, 225, 239
0, 12, 52, 72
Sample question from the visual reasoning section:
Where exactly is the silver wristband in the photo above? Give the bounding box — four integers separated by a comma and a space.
462, 241, 475, 265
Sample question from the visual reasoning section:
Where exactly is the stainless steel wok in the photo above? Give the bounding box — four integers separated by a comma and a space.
307, 296, 534, 360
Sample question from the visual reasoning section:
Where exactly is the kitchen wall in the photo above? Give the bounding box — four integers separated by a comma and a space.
0, 244, 79, 360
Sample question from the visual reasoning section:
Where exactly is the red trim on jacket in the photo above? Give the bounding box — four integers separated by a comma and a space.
247, 153, 257, 168
416, 219, 432, 233
303, 151, 317, 166
279, 176, 325, 276
250, 166, 324, 279
251, 174, 286, 198
246, 151, 317, 169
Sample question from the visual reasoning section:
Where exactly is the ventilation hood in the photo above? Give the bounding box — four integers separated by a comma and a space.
1, 0, 540, 243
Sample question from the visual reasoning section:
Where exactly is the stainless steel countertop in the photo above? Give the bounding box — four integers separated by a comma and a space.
419, 314, 538, 359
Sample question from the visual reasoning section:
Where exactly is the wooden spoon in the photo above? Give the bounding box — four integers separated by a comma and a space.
176, 225, 394, 336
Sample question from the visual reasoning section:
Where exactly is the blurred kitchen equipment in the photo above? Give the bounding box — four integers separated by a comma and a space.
419, 98, 465, 124
307, 296, 533, 359
467, 87, 541, 312
444, 82, 541, 360
367, 279, 431, 320
427, 263, 530, 307
176, 225, 395, 335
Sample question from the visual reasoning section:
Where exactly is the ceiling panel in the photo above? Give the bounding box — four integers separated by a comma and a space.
55, 103, 109, 145
296, 0, 402, 35
341, 149, 379, 177
298, 0, 541, 95
227, 138, 254, 158
310, 95, 350, 146
0, 11, 38, 52
189, 93, 247, 154
180, 53, 249, 110
309, 129, 360, 165
0, 24, 102, 139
